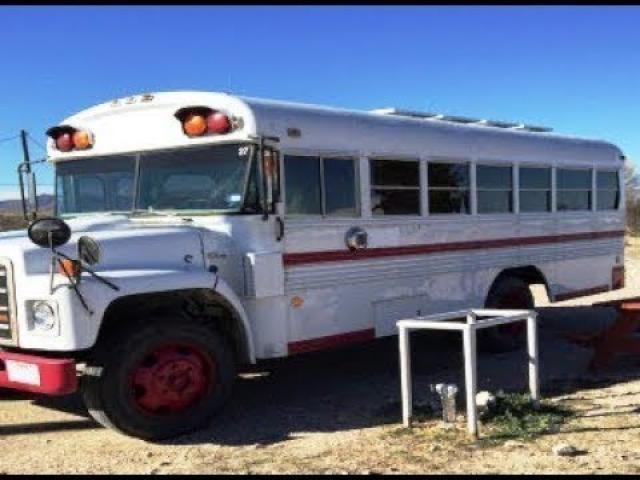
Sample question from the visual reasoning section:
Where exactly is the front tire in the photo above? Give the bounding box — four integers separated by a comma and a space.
81, 317, 235, 441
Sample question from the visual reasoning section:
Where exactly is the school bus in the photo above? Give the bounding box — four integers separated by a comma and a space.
0, 91, 625, 439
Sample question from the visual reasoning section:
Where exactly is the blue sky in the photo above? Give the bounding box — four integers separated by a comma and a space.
0, 6, 638, 200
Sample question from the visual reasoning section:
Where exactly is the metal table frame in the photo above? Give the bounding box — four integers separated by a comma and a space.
397, 308, 540, 437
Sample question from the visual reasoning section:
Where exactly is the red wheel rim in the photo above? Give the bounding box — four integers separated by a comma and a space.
130, 343, 216, 415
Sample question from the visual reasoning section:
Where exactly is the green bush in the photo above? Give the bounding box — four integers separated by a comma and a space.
481, 392, 573, 440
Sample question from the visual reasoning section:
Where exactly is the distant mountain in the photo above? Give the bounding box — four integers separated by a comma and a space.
0, 194, 54, 213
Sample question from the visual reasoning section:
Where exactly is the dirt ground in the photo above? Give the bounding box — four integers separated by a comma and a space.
2, 239, 640, 474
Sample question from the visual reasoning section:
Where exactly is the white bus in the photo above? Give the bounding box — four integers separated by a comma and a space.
0, 91, 625, 439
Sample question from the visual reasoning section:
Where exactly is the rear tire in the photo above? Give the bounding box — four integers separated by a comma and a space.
81, 316, 235, 441
480, 276, 534, 353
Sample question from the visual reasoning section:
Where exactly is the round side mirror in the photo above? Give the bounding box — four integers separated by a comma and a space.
27, 217, 72, 248
78, 236, 101, 266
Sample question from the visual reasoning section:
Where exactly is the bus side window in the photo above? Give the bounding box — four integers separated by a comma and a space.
476, 165, 513, 214
557, 168, 592, 211
520, 167, 551, 212
596, 170, 620, 210
324, 158, 357, 216
284, 155, 322, 215
370, 159, 420, 215
428, 162, 470, 214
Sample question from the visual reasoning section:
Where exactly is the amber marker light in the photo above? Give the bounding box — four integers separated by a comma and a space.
58, 259, 81, 278
183, 113, 207, 137
72, 130, 92, 150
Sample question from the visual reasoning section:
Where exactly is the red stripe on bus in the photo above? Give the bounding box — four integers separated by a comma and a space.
555, 285, 611, 302
288, 328, 376, 355
283, 230, 625, 266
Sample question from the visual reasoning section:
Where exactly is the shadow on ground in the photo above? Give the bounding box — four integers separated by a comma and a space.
1, 304, 638, 446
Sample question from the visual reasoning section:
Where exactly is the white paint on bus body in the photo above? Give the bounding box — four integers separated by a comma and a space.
0, 91, 625, 363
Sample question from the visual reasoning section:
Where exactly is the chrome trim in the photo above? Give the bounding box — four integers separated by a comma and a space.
0, 258, 17, 347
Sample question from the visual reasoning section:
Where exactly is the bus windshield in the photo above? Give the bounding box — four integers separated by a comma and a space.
55, 143, 257, 216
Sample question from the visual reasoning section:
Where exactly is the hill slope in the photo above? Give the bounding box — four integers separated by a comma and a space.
0, 194, 54, 214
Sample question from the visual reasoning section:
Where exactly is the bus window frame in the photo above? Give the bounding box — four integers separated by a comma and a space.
321, 156, 361, 218
555, 165, 594, 213
517, 163, 553, 215
277, 150, 621, 222
369, 155, 422, 218
596, 168, 622, 212
474, 160, 515, 216
425, 156, 472, 216
281, 148, 362, 219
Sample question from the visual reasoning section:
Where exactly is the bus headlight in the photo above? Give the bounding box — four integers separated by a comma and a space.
31, 301, 57, 332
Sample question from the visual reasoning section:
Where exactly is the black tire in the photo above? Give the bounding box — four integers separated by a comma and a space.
480, 276, 535, 353
81, 316, 235, 441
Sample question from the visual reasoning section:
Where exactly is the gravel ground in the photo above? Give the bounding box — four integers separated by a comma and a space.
1, 238, 640, 474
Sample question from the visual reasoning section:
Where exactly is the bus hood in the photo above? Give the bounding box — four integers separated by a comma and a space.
0, 214, 221, 277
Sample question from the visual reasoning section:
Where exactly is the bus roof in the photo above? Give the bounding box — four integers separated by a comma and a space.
240, 94, 624, 166
49, 91, 624, 166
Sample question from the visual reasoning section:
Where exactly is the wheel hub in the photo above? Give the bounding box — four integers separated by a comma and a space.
131, 344, 216, 414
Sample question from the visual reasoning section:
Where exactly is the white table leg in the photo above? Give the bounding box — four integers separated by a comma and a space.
462, 325, 478, 437
399, 326, 412, 427
527, 312, 540, 407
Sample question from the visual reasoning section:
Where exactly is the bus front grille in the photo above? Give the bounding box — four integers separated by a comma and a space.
0, 260, 16, 344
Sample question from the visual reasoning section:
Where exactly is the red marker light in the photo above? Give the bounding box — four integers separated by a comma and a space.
56, 133, 74, 152
206, 112, 231, 134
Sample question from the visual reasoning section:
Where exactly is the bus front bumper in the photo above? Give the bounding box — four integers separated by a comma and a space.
0, 350, 77, 396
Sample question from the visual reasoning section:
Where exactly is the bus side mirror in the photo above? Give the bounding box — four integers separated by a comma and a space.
27, 172, 38, 214
28, 217, 71, 249
261, 147, 281, 219
17, 163, 39, 222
